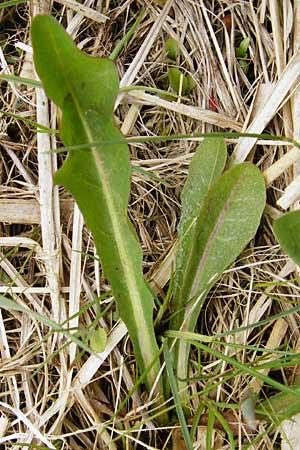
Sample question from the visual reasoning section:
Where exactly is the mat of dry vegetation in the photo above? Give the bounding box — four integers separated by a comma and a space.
1, 1, 300, 449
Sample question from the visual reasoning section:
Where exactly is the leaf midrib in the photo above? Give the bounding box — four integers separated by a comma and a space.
186, 174, 242, 303
176, 144, 225, 308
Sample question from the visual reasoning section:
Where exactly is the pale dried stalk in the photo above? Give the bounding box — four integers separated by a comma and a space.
68, 204, 84, 363
55, 0, 108, 23
199, 0, 241, 111
1, 401, 56, 450
0, 199, 73, 224
118, 0, 174, 98
126, 90, 241, 130
231, 261, 295, 348
230, 51, 300, 165
292, 0, 300, 209
35, 86, 62, 323
277, 174, 300, 209
269, 0, 293, 137
0, 312, 20, 409
0, 252, 44, 314
33, 1, 63, 326
249, 318, 288, 394
264, 147, 300, 185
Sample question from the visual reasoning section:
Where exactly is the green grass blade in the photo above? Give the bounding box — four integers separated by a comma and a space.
163, 340, 193, 450
167, 305, 300, 343
175, 163, 266, 391
0, 73, 42, 88
0, 295, 91, 353
209, 406, 235, 449
109, 9, 145, 61
0, 0, 28, 8
172, 138, 227, 331
205, 408, 215, 450
50, 131, 300, 155
1, 110, 57, 133
273, 210, 300, 265
192, 341, 297, 396
31, 15, 163, 397
257, 387, 300, 422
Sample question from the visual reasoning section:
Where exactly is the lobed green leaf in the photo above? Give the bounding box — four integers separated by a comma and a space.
31, 15, 162, 396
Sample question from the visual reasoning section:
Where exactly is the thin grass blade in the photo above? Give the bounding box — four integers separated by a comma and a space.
163, 340, 193, 450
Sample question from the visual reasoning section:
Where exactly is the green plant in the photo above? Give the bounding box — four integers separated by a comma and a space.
164, 36, 196, 95
236, 36, 251, 72
30, 15, 266, 419
170, 138, 266, 396
165, 36, 179, 61
273, 211, 300, 265
168, 67, 196, 95
31, 15, 164, 401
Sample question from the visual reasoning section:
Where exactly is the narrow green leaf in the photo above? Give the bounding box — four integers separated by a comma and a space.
211, 408, 235, 449
0, 0, 28, 8
273, 211, 300, 265
163, 341, 193, 450
257, 387, 300, 422
1, 110, 57, 133
193, 341, 296, 396
236, 37, 250, 58
176, 163, 265, 387
0, 73, 42, 88
132, 165, 172, 187
31, 15, 163, 396
52, 132, 300, 154
172, 138, 227, 330
109, 9, 145, 61
167, 305, 300, 343
0, 296, 91, 354
206, 408, 215, 450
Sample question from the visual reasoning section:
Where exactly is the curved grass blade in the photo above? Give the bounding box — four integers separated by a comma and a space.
257, 387, 300, 423
31, 15, 163, 396
1, 110, 57, 133
0, 73, 42, 88
0, 0, 28, 8
163, 340, 193, 450
175, 163, 266, 392
0, 295, 91, 354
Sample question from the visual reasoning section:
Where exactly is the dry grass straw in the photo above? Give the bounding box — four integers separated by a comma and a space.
1, 1, 300, 449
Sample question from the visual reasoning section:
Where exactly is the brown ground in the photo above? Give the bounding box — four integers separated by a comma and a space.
1, 1, 300, 449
